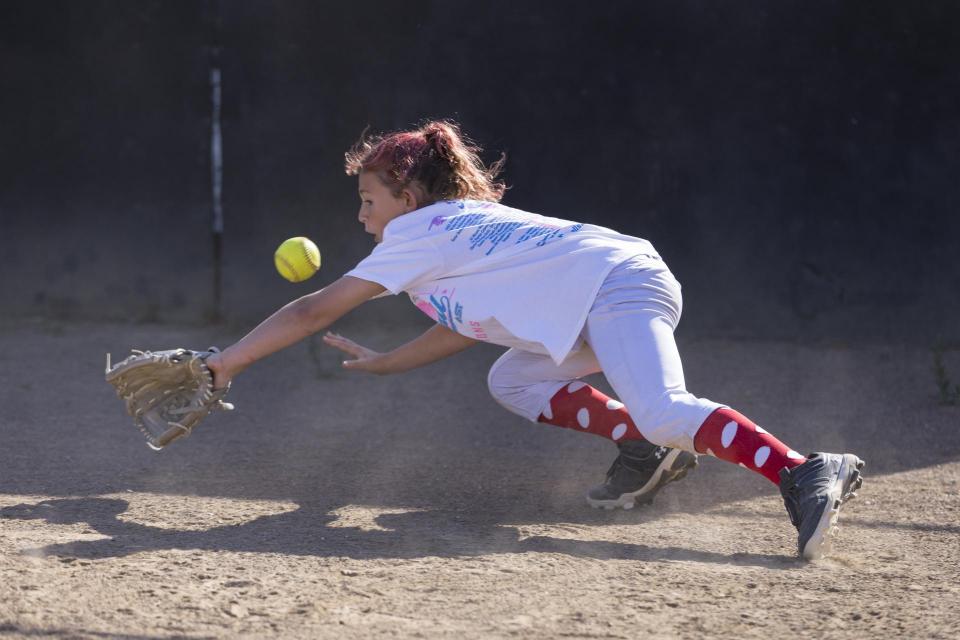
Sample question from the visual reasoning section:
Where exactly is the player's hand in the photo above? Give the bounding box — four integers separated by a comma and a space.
205, 351, 232, 389
322, 332, 391, 375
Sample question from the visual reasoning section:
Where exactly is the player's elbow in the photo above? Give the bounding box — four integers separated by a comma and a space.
292, 293, 333, 334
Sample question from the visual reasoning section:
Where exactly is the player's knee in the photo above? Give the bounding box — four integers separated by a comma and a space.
487, 361, 548, 420
487, 364, 524, 412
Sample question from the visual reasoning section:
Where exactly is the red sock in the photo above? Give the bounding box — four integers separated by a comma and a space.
693, 408, 806, 485
538, 382, 645, 442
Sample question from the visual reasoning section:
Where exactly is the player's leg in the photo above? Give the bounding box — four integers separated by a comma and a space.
487, 346, 696, 508
584, 258, 863, 559
487, 345, 626, 440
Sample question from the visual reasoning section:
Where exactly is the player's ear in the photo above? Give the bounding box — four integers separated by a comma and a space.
400, 183, 423, 213
400, 184, 422, 212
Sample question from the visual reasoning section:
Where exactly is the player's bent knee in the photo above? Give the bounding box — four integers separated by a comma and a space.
487, 364, 565, 423
487, 379, 532, 418
487, 362, 529, 418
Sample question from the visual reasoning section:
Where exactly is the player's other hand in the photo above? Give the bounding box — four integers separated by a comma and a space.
322, 332, 391, 375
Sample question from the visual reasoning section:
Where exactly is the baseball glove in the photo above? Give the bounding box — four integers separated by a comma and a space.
104, 348, 234, 451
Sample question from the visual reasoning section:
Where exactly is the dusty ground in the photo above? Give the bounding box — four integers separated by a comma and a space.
1, 317, 958, 639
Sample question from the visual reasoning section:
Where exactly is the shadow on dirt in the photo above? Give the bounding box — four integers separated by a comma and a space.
0, 621, 203, 640
0, 497, 799, 569
710, 508, 960, 536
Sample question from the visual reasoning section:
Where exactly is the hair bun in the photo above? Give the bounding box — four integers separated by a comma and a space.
423, 122, 454, 158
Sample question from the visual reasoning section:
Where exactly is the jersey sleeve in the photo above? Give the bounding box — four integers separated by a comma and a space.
345, 238, 445, 295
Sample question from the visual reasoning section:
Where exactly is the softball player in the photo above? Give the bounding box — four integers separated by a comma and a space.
207, 120, 864, 561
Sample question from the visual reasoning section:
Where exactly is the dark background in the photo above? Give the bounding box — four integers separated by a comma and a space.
2, 0, 958, 343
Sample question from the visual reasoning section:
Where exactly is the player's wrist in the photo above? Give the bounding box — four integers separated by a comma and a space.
375, 349, 406, 375
208, 349, 240, 387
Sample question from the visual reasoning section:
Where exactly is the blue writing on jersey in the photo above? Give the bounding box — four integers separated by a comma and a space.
444, 213, 489, 241
516, 222, 584, 247
429, 293, 460, 332
443, 212, 585, 254
468, 220, 526, 255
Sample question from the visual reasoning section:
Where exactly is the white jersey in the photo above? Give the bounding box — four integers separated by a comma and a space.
346, 200, 659, 364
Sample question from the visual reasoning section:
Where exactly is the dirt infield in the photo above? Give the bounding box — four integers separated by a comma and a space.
1, 318, 958, 639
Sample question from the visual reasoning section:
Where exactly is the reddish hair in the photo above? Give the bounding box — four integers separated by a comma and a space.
344, 120, 506, 204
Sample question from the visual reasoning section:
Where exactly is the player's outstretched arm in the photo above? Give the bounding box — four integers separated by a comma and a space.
208, 276, 385, 387
323, 324, 477, 375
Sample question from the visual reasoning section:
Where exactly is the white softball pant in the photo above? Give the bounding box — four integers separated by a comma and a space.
487, 255, 722, 453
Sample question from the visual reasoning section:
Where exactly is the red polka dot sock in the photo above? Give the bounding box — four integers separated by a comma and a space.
693, 407, 807, 485
537, 382, 646, 442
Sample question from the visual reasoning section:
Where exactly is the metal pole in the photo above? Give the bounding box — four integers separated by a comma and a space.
209, 1, 223, 323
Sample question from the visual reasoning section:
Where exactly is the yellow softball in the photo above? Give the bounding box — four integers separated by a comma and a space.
274, 237, 321, 282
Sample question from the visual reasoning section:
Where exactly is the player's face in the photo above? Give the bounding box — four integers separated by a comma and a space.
357, 171, 415, 243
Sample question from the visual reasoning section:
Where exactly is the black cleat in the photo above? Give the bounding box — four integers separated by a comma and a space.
779, 452, 865, 561
586, 440, 698, 510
